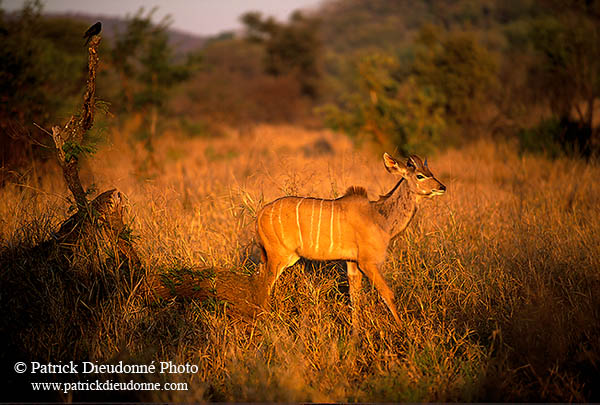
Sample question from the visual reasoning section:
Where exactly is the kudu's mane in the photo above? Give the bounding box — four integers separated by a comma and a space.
344, 178, 406, 202
344, 186, 368, 197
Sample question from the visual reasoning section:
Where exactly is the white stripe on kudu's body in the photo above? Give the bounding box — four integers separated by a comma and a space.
329, 202, 335, 253
315, 200, 323, 251
309, 199, 316, 249
296, 199, 303, 249
255, 153, 446, 325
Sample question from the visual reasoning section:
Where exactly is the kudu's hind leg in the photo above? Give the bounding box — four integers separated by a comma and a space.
261, 251, 300, 303
358, 261, 401, 325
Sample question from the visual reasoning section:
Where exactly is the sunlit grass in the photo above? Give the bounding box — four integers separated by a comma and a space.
1, 124, 599, 401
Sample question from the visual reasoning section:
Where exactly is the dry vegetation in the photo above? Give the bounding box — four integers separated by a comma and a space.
1, 123, 599, 401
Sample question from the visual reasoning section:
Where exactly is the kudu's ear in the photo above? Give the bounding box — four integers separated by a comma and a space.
383, 153, 408, 175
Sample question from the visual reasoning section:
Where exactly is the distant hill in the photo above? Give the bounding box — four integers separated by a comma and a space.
314, 0, 537, 53
45, 12, 207, 56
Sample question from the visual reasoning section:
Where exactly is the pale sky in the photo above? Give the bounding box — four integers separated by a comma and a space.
3, 0, 324, 36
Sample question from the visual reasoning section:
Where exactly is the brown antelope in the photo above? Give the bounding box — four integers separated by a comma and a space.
255, 153, 446, 324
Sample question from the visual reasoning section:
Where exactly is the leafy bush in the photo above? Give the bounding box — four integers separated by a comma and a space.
517, 117, 564, 158
518, 116, 594, 159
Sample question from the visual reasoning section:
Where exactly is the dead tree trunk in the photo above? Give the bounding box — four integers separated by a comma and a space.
48, 35, 140, 270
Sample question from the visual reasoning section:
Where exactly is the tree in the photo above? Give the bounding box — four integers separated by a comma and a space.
527, 3, 600, 154
111, 8, 191, 155
319, 53, 445, 154
413, 26, 499, 125
0, 1, 88, 180
241, 11, 322, 99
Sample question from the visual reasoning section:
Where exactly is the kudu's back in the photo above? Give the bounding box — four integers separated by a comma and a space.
257, 188, 382, 264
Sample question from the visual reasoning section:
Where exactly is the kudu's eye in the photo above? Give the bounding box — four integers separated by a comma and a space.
416, 174, 426, 180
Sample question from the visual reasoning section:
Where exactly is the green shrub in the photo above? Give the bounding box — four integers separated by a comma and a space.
318, 54, 445, 155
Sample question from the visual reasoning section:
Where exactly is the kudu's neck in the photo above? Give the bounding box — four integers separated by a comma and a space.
373, 178, 418, 237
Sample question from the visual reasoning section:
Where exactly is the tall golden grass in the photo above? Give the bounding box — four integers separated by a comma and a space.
1, 123, 599, 401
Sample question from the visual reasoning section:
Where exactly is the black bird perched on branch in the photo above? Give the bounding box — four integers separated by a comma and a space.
83, 21, 102, 45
